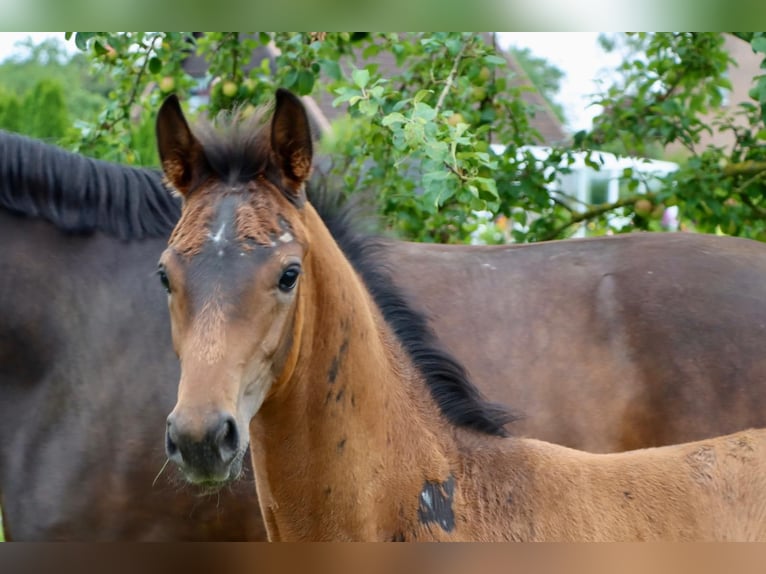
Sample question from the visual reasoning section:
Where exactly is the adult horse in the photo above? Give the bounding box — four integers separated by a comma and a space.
158, 89, 766, 541
3, 127, 766, 539
0, 131, 264, 540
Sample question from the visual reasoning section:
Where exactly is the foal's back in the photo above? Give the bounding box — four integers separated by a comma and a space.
470, 428, 766, 541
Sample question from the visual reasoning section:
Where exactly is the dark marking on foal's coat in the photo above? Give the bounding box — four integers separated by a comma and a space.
417, 475, 456, 533
327, 337, 349, 385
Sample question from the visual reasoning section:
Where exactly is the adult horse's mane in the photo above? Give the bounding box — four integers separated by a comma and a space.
0, 130, 180, 239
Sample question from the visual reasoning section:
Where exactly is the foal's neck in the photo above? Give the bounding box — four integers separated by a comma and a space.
250, 206, 463, 541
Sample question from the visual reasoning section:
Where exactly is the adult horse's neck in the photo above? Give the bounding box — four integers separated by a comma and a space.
249, 204, 463, 541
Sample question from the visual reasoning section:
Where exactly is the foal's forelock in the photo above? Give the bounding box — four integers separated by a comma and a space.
169, 184, 296, 257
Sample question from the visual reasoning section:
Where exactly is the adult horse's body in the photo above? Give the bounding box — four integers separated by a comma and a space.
159, 90, 766, 541
387, 231, 766, 452
3, 129, 766, 539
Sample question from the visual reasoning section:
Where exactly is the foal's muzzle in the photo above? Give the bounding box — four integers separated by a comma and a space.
165, 412, 242, 484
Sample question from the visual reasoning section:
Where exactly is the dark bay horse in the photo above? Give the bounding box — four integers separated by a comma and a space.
158, 90, 766, 541
0, 131, 264, 541
4, 128, 766, 539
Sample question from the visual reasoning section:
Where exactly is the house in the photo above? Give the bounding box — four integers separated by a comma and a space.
666, 33, 762, 155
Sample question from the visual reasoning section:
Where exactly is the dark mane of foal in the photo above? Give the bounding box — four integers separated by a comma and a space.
0, 130, 180, 239
188, 109, 516, 437
308, 186, 518, 437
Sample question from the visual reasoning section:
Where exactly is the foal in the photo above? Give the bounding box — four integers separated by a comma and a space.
157, 90, 766, 541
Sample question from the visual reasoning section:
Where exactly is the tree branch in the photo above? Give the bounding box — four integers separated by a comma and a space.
723, 161, 766, 178
540, 192, 657, 241
434, 39, 470, 116
125, 34, 161, 118
444, 161, 469, 182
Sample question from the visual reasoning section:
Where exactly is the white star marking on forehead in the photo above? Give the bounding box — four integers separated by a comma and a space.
208, 222, 227, 244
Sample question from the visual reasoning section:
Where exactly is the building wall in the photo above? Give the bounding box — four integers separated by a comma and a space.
668, 34, 762, 155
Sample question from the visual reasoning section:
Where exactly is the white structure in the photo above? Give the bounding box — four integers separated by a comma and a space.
475, 145, 679, 242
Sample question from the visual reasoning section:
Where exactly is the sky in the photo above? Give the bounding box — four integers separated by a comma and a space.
0, 31, 74, 58
498, 32, 622, 131
0, 32, 619, 132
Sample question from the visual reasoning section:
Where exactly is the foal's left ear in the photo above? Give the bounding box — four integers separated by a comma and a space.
271, 89, 313, 199
156, 95, 208, 197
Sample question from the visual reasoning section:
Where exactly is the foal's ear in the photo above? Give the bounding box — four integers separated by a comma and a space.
156, 95, 207, 197
271, 88, 313, 198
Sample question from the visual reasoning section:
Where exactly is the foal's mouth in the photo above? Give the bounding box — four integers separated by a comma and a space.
178, 448, 247, 490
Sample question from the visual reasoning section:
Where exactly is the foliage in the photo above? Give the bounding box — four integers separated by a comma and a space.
0, 80, 71, 141
66, 32, 766, 244
23, 80, 71, 140
0, 37, 107, 124
0, 89, 23, 133
581, 32, 766, 241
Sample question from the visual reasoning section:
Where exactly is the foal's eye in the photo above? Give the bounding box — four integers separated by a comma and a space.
158, 267, 171, 294
278, 264, 301, 293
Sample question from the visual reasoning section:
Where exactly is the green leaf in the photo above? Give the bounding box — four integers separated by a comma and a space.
412, 102, 436, 122
93, 41, 107, 56
483, 54, 507, 66
332, 87, 362, 107
358, 99, 378, 117
362, 44, 381, 59
352, 68, 370, 89
296, 70, 315, 95
475, 177, 499, 199
369, 85, 385, 99
752, 37, 766, 54
74, 32, 94, 51
381, 112, 406, 126
321, 59, 341, 81
148, 57, 162, 75
283, 69, 298, 89
413, 89, 432, 103
424, 140, 448, 162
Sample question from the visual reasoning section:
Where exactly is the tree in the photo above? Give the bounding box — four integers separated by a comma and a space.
66, 32, 766, 244
22, 80, 70, 140
0, 89, 23, 133
579, 33, 766, 241
0, 36, 108, 123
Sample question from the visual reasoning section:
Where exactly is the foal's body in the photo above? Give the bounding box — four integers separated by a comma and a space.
159, 90, 766, 542
454, 429, 766, 542
249, 206, 766, 542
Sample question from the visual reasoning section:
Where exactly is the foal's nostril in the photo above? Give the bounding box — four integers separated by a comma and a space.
165, 418, 181, 460
216, 415, 239, 459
